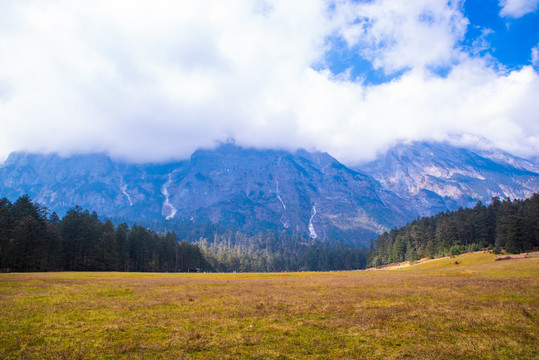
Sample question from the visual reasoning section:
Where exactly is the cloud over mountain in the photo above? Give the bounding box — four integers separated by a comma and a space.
0, 0, 538, 164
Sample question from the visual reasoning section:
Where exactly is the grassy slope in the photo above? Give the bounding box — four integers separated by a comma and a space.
0, 253, 537, 360
387, 252, 539, 276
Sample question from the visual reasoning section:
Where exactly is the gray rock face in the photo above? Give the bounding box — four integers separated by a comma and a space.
0, 152, 179, 220
162, 145, 413, 240
1, 142, 537, 243
356, 142, 539, 216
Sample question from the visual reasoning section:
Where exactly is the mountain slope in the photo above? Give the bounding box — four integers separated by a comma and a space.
0, 152, 180, 220
356, 141, 539, 216
0, 145, 413, 243
170, 145, 416, 238
1, 142, 537, 244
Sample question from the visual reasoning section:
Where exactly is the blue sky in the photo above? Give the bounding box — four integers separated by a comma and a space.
325, 0, 539, 83
0, 0, 538, 164
464, 0, 539, 69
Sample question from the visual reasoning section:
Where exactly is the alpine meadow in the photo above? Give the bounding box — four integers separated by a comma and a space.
1, 0, 539, 359
1, 253, 538, 359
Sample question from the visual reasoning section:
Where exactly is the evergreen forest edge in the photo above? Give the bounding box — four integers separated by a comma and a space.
370, 194, 539, 267
1, 193, 538, 272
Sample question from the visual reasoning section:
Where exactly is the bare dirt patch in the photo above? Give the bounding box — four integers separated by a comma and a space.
495, 251, 539, 261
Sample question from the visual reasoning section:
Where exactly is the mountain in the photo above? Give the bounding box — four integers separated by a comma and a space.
159, 145, 415, 240
0, 151, 179, 220
0, 145, 413, 243
355, 142, 539, 216
1, 142, 538, 244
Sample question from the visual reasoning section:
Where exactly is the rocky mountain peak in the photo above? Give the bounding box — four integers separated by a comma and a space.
1, 142, 537, 244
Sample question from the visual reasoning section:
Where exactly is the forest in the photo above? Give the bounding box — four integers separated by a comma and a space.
2, 193, 537, 272
369, 194, 539, 267
0, 195, 208, 272
0, 195, 367, 272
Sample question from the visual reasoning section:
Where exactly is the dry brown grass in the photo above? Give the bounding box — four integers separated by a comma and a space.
0, 253, 538, 359
494, 251, 539, 261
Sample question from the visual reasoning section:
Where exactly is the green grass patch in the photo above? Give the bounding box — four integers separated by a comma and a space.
97, 289, 133, 298
400, 252, 539, 277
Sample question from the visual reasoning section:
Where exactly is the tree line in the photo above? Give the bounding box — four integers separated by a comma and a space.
0, 195, 367, 272
0, 195, 206, 272
369, 194, 539, 267
196, 232, 366, 272
8, 193, 534, 272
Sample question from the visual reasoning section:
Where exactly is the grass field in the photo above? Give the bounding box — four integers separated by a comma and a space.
1, 252, 538, 359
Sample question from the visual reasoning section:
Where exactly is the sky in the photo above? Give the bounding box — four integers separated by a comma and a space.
0, 0, 538, 165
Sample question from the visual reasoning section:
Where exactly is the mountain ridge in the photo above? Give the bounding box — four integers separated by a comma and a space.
356, 142, 539, 217
1, 142, 537, 244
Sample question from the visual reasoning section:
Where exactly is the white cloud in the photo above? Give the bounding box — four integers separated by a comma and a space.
499, 0, 539, 18
0, 0, 331, 162
331, 0, 469, 73
532, 44, 539, 67
289, 61, 539, 165
0, 0, 538, 164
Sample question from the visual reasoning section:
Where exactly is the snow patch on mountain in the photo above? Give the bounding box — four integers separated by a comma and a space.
162, 173, 177, 220
275, 180, 286, 210
475, 148, 539, 173
274, 180, 288, 228
121, 184, 133, 206
356, 141, 539, 214
308, 203, 318, 239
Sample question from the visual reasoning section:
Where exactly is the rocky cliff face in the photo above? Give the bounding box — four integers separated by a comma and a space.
1, 142, 538, 243
0, 152, 179, 220
161, 145, 413, 240
0, 145, 412, 241
356, 142, 539, 216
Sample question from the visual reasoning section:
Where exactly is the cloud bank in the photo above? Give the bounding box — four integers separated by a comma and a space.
499, 0, 539, 18
0, 0, 538, 164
